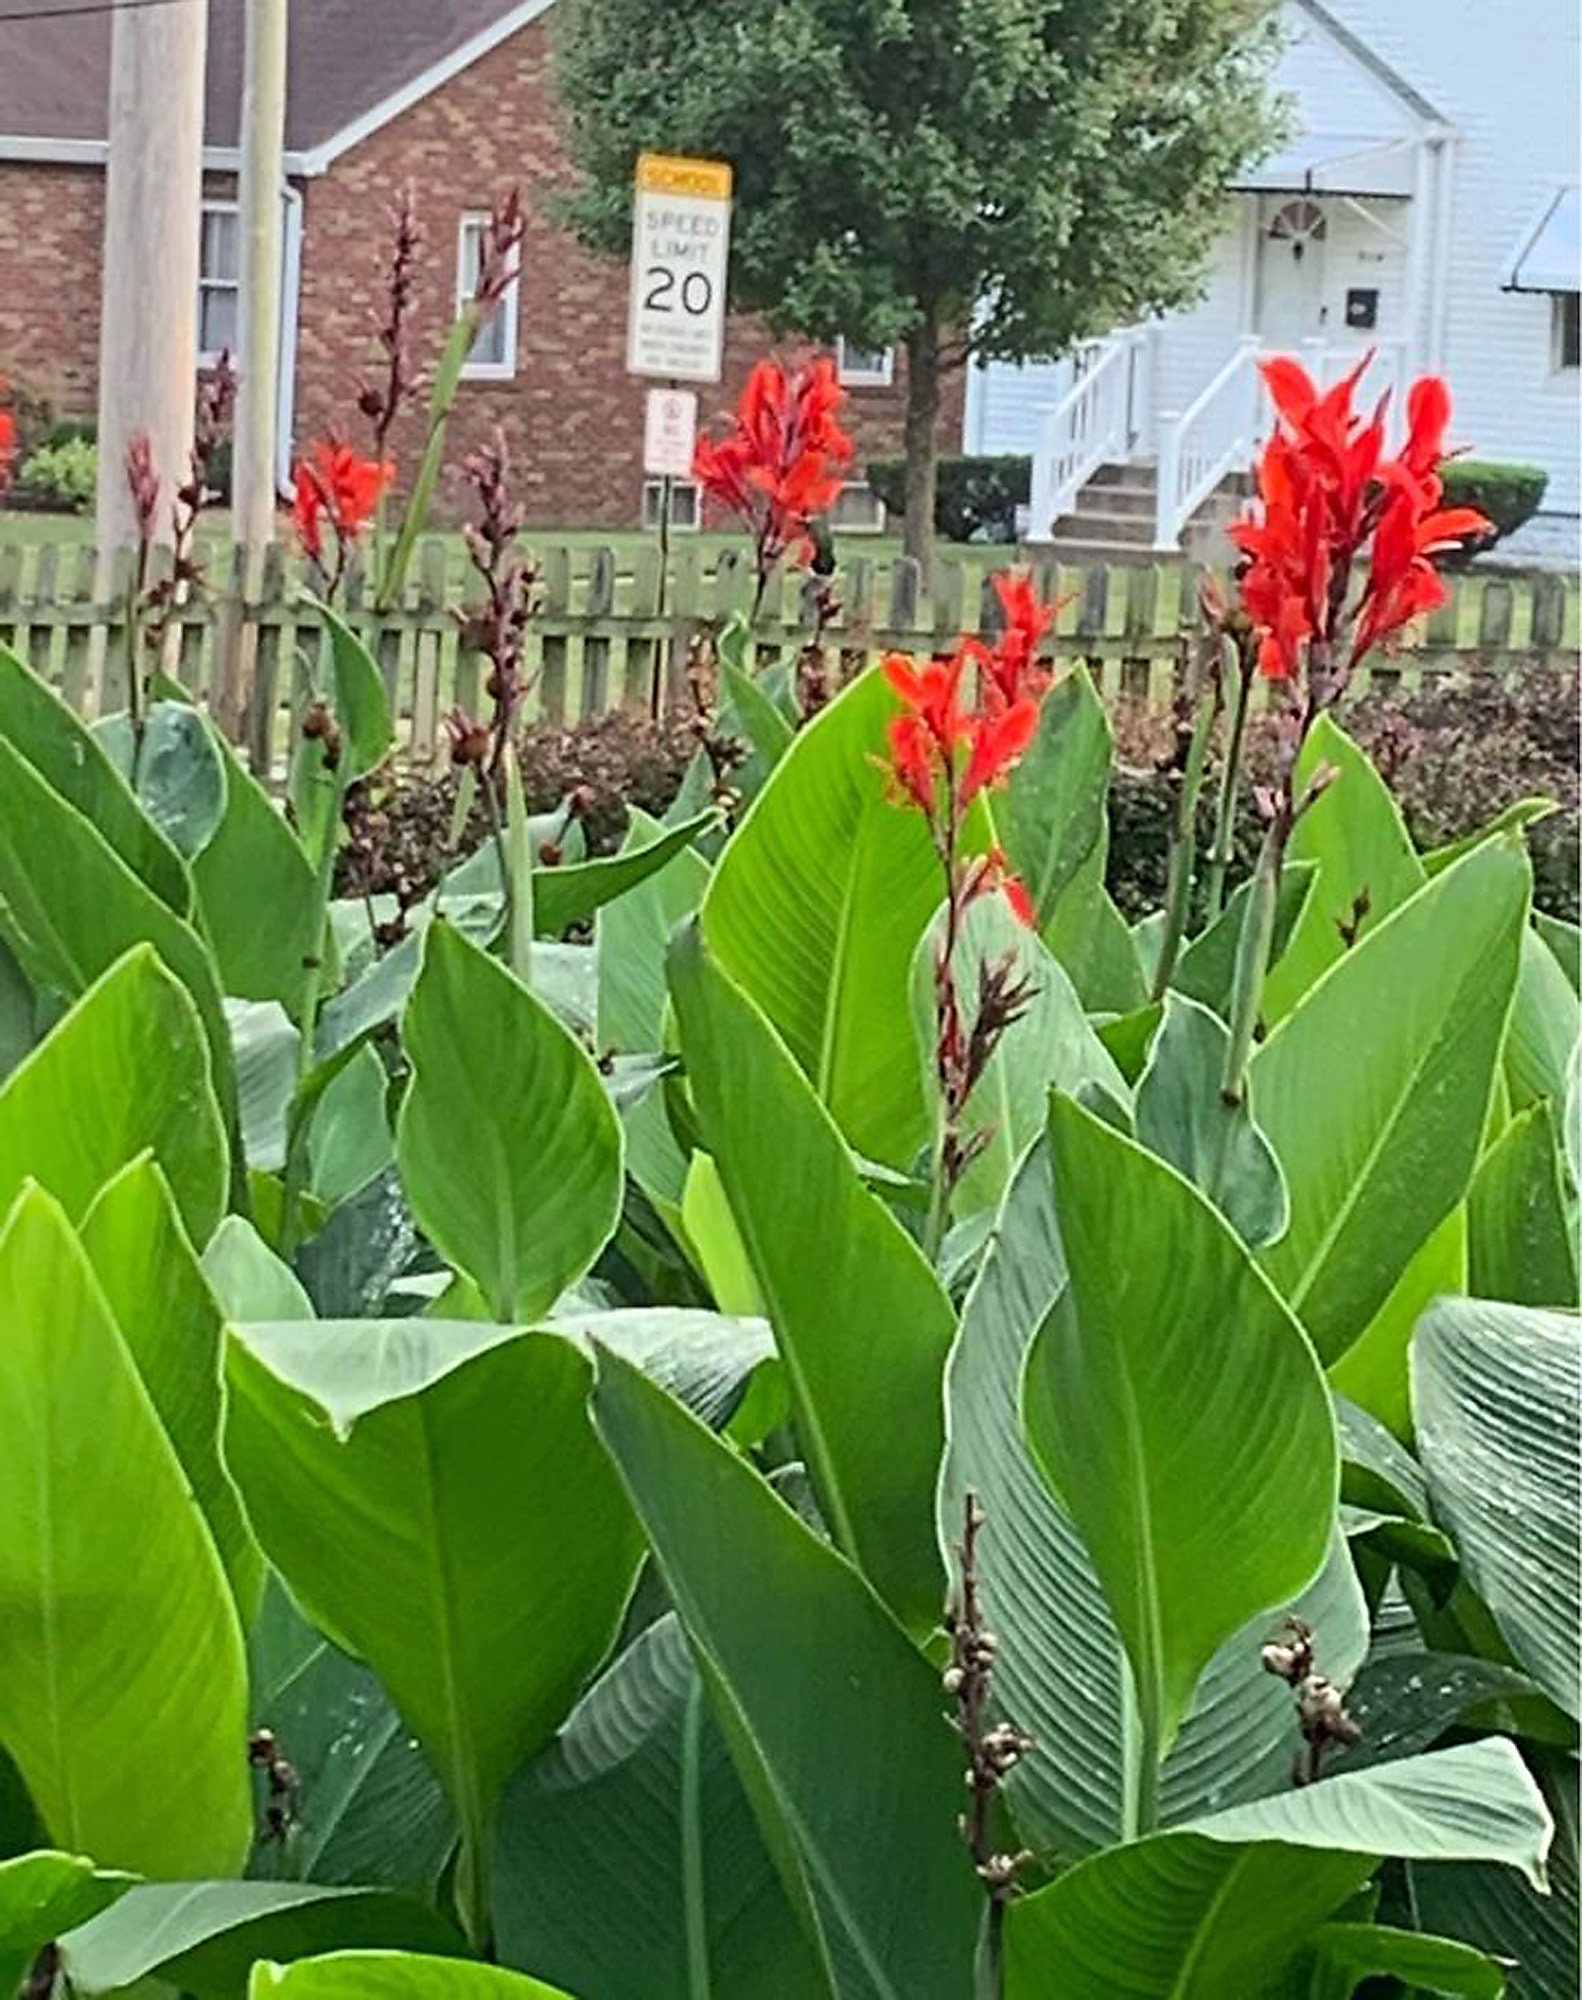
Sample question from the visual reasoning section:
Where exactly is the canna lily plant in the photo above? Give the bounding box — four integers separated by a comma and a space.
0, 285, 1571, 2000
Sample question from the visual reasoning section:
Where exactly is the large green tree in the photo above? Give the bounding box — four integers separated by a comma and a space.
554, 0, 1286, 576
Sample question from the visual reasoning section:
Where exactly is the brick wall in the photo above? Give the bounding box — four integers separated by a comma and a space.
292, 15, 962, 528
0, 163, 105, 423
0, 13, 963, 527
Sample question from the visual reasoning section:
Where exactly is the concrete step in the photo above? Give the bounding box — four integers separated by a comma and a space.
1069, 484, 1157, 520
1051, 509, 1156, 546
1042, 533, 1167, 565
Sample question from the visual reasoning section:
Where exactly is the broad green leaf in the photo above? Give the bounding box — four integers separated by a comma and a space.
1006, 1745, 1546, 2000
493, 1614, 825, 2000
1468, 1101, 1579, 1306
205, 1215, 316, 1319
670, 923, 953, 1631
1254, 839, 1529, 1364
536, 810, 719, 940
997, 662, 1110, 929
597, 808, 710, 1054
910, 893, 1127, 1218
192, 730, 320, 1008
1504, 927, 1580, 1113
1413, 1751, 1578, 2000
318, 602, 394, 779
315, 898, 500, 1065
296, 1167, 418, 1317
1301, 1922, 1506, 2000
1413, 1299, 1580, 1719
550, 1307, 775, 1431
1004, 1836, 1376, 1999
590, 1350, 982, 2000
248, 1577, 454, 1894
942, 1139, 1365, 1855
80, 1159, 263, 1617
720, 657, 796, 795
310, 1044, 394, 1208
1180, 1739, 1551, 1885
1025, 1095, 1336, 1767
0, 733, 239, 1143
0, 1188, 249, 1876
1328, 1207, 1467, 1439
97, 700, 228, 858
0, 944, 226, 1242
1262, 714, 1426, 1022
0, 1851, 132, 1996
397, 922, 623, 1321
229, 998, 300, 1174
251, 1953, 573, 1999
1536, 910, 1581, 994
681, 1150, 766, 1312
224, 1318, 644, 1928
1334, 1652, 1538, 1772
1041, 842, 1148, 1014
0, 932, 38, 1082
702, 666, 966, 1164
1135, 992, 1288, 1247
62, 1881, 463, 1997
0, 642, 189, 912
1424, 796, 1558, 876
597, 806, 709, 1210
1173, 861, 1317, 1020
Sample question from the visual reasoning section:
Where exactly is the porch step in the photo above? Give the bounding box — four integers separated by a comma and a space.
1045, 459, 1249, 560
1050, 509, 1156, 548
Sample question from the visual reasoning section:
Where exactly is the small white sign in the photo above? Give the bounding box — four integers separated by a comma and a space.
643, 387, 699, 478
627, 153, 733, 383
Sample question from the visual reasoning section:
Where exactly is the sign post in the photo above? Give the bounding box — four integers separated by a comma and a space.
628, 153, 732, 710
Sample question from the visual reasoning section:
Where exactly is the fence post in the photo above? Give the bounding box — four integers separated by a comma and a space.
537, 545, 570, 723
886, 556, 920, 646
580, 546, 616, 720
246, 543, 286, 778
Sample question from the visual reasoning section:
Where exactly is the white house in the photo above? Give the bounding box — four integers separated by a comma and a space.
970, 0, 1580, 554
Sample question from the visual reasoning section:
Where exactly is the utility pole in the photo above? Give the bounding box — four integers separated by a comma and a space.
94, 0, 208, 561
219, 0, 289, 735
234, 0, 288, 550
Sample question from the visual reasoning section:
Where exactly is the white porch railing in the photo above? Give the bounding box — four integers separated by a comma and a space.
1027, 325, 1152, 537
1153, 336, 1264, 551
1151, 335, 1411, 550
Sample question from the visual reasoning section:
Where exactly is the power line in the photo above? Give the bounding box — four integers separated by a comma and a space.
0, 0, 197, 25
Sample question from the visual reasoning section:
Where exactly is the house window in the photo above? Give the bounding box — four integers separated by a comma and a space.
642, 478, 700, 531
1553, 293, 1580, 371
456, 213, 520, 379
198, 202, 240, 362
836, 337, 895, 387
830, 480, 886, 533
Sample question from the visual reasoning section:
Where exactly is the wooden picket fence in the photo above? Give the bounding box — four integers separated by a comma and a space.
0, 534, 1576, 780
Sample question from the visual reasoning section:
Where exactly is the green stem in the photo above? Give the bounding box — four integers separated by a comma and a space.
278, 779, 344, 1257
680, 1682, 712, 2000
1220, 817, 1285, 1107
1135, 1717, 1163, 1838
1203, 642, 1254, 924
456, 1823, 494, 1959
1150, 680, 1219, 1001
973, 1902, 1005, 2000
923, 1099, 953, 1266
501, 742, 535, 989
378, 309, 482, 612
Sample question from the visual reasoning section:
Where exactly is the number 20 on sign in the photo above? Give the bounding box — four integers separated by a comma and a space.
627, 153, 734, 383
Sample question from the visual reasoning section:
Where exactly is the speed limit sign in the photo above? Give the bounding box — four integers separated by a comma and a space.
626, 153, 733, 383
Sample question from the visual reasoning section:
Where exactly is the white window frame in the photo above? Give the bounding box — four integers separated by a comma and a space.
198, 198, 240, 367
1551, 292, 1580, 373
642, 478, 700, 532
456, 211, 520, 382
836, 336, 895, 388
830, 478, 887, 534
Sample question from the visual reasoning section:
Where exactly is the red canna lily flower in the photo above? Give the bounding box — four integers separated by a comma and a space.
291, 439, 394, 570
0, 406, 14, 492
962, 696, 1041, 803
984, 569, 1062, 710
694, 355, 854, 595
1232, 356, 1489, 689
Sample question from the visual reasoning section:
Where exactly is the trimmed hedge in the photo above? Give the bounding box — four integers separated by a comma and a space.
341, 670, 1577, 927
865, 454, 1031, 544
1439, 459, 1549, 556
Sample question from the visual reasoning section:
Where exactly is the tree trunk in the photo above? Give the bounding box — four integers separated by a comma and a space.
901, 315, 942, 587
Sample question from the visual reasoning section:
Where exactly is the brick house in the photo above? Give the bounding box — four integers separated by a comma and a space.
0, 0, 962, 530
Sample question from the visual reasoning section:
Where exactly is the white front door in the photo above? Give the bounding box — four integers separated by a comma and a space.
1256, 194, 1331, 346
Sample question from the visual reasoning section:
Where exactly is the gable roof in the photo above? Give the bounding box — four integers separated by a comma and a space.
0, 0, 553, 170
1293, 0, 1446, 126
